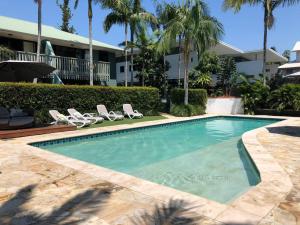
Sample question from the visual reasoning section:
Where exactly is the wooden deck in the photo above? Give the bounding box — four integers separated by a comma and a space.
0, 125, 76, 139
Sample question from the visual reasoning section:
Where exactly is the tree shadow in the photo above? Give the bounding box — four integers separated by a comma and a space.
131, 199, 202, 225
267, 126, 300, 137
0, 184, 112, 225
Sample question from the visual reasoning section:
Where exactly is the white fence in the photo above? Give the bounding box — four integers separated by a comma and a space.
206, 97, 244, 115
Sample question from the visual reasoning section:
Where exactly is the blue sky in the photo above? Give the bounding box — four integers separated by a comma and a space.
0, 0, 299, 55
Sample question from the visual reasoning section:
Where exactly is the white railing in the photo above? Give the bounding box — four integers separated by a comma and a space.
0, 50, 110, 81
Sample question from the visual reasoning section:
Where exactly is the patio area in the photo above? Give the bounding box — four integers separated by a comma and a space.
0, 115, 299, 225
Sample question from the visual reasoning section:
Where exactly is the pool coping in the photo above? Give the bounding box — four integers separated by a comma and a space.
4, 114, 296, 224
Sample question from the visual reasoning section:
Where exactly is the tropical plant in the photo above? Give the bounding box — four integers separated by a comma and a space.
267, 84, 300, 111
131, 30, 170, 92
157, 0, 223, 105
217, 56, 237, 95
74, 0, 105, 86
156, 2, 182, 87
103, 0, 157, 86
57, 0, 76, 33
103, 0, 131, 87
238, 77, 270, 114
33, 0, 42, 61
189, 52, 220, 88
283, 49, 291, 61
223, 0, 300, 85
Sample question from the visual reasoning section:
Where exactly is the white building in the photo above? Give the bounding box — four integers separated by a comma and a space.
278, 42, 300, 77
116, 41, 287, 84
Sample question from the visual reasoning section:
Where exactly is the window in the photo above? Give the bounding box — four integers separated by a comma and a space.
266, 69, 270, 72
191, 57, 193, 63
120, 66, 125, 73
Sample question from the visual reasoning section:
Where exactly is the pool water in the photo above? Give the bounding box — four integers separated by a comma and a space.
34, 117, 279, 203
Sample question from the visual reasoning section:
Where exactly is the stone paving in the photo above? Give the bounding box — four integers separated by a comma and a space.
0, 115, 299, 225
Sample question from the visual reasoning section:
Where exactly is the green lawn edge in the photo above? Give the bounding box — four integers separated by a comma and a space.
81, 115, 168, 129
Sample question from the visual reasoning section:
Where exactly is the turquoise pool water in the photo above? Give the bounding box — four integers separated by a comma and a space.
33, 117, 280, 203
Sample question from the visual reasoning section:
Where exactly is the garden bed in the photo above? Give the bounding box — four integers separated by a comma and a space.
255, 109, 300, 117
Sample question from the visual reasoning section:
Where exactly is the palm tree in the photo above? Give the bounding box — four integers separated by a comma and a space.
33, 0, 42, 62
156, 2, 181, 89
103, 0, 157, 86
223, 0, 300, 85
103, 0, 131, 86
75, 0, 103, 86
157, 0, 223, 105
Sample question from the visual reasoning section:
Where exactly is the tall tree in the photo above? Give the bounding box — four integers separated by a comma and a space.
223, 0, 300, 85
103, 0, 157, 86
157, 0, 223, 105
156, 2, 181, 88
74, 0, 102, 86
33, 0, 42, 62
57, 0, 76, 33
103, 0, 131, 87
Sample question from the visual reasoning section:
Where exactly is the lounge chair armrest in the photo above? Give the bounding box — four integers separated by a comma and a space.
66, 115, 76, 120
83, 113, 97, 117
108, 111, 118, 116
134, 110, 140, 114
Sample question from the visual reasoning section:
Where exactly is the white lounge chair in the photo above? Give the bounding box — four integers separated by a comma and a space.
97, 105, 124, 121
67, 108, 103, 125
49, 110, 90, 128
123, 104, 143, 119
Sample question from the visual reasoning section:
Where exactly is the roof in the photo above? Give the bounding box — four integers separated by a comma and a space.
229, 48, 288, 63
278, 62, 300, 69
208, 41, 244, 55
292, 42, 300, 52
284, 71, 300, 77
0, 16, 123, 52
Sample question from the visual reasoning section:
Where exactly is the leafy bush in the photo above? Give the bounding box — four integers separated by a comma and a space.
267, 84, 300, 111
170, 104, 205, 117
0, 82, 160, 123
170, 88, 207, 107
239, 79, 270, 114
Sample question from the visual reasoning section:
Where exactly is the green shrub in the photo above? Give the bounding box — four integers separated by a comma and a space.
239, 80, 270, 114
0, 82, 160, 124
170, 88, 207, 106
170, 104, 205, 117
267, 84, 300, 111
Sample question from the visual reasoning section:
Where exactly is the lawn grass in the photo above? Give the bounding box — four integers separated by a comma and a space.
82, 115, 168, 129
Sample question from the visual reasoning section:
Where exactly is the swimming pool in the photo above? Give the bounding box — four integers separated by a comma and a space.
32, 116, 280, 203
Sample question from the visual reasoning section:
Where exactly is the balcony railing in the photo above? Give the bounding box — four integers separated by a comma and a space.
0, 50, 110, 82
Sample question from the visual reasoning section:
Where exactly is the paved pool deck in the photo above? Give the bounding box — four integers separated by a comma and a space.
0, 114, 299, 225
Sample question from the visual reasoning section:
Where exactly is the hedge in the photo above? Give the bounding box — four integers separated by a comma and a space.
267, 84, 300, 111
0, 82, 160, 123
170, 104, 205, 117
170, 88, 208, 106
170, 88, 207, 117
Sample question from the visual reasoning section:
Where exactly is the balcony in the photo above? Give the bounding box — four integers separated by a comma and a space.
0, 50, 110, 82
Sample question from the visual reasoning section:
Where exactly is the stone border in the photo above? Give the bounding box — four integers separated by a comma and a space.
4, 114, 295, 224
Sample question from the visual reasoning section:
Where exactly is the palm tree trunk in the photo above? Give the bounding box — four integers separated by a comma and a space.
37, 1, 42, 62
262, 6, 268, 86
125, 23, 128, 87
88, 0, 93, 86
130, 28, 134, 86
178, 35, 182, 87
183, 50, 189, 106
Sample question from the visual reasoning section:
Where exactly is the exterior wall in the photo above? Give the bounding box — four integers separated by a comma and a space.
165, 52, 198, 80
296, 51, 300, 62
236, 61, 263, 78
116, 62, 138, 84
237, 60, 281, 79
108, 52, 117, 80
206, 98, 244, 115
